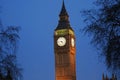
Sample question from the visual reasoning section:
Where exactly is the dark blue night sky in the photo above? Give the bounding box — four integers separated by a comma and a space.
1, 0, 110, 80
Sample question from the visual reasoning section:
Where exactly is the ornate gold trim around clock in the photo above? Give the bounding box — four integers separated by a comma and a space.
55, 29, 74, 36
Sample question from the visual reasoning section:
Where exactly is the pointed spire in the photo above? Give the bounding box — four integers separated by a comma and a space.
59, 0, 68, 16
55, 0, 73, 31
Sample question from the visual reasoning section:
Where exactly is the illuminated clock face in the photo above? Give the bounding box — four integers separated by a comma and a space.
71, 38, 75, 47
57, 37, 66, 46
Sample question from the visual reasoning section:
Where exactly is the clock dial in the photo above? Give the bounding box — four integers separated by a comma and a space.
71, 38, 75, 47
57, 37, 66, 46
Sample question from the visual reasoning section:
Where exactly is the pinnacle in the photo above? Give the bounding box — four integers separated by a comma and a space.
59, 0, 69, 16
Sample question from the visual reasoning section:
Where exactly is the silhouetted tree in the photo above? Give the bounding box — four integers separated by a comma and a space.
0, 23, 22, 80
82, 0, 120, 76
0, 0, 22, 79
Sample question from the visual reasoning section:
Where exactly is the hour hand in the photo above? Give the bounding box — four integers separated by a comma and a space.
60, 41, 63, 43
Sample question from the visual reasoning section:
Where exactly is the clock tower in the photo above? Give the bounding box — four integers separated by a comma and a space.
54, 1, 76, 80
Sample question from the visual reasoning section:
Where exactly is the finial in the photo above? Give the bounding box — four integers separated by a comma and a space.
63, 0, 65, 5
59, 0, 68, 16
62, 0, 65, 6
63, 0, 64, 4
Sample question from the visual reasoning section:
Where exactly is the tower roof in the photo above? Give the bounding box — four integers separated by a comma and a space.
59, 0, 68, 17
55, 1, 73, 31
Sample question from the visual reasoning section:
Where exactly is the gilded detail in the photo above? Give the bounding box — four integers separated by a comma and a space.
55, 29, 74, 36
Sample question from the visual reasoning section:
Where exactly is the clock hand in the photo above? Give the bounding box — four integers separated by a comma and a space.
60, 41, 63, 43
